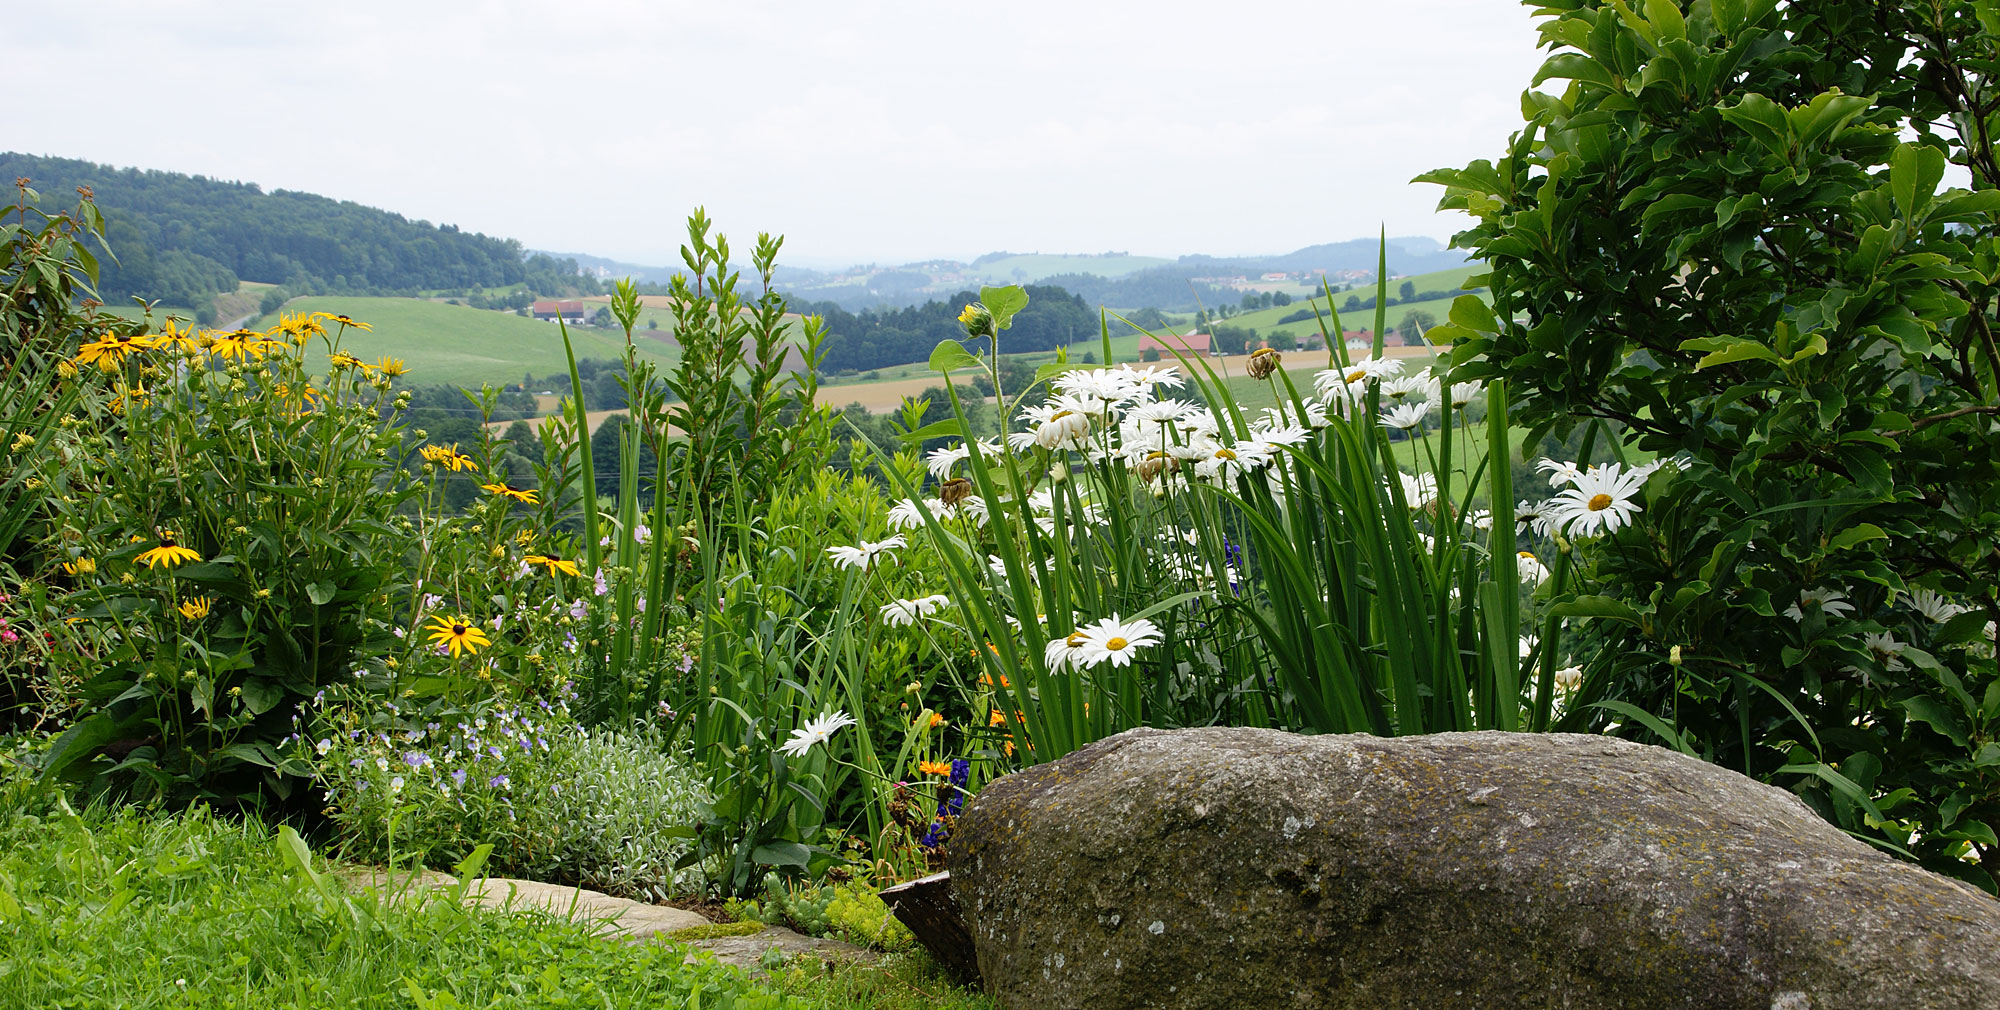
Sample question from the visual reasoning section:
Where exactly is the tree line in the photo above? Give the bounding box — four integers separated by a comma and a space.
1, 153, 601, 311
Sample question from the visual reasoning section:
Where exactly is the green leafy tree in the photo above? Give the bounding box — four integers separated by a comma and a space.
1398, 280, 1417, 303
1397, 310, 1437, 346
1423, 0, 2000, 890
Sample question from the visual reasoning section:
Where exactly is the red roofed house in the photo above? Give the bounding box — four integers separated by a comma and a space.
1137, 331, 1212, 358
531, 299, 588, 324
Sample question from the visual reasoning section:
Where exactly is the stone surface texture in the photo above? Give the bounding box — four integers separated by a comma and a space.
947, 727, 2000, 1010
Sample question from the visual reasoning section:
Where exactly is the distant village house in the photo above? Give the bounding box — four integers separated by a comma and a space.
531, 299, 588, 324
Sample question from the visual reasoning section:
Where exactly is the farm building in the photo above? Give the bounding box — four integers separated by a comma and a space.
1137, 331, 1212, 358
531, 299, 588, 324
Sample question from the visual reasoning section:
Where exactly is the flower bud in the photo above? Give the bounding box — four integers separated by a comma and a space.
937, 477, 973, 505
1247, 346, 1281, 380
957, 303, 995, 339
1668, 644, 1683, 667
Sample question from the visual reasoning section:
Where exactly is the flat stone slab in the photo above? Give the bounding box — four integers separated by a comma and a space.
335, 865, 875, 972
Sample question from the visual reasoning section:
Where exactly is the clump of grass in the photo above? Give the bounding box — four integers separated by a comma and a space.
0, 804, 793, 1009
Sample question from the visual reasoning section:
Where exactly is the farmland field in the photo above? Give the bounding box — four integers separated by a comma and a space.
247, 296, 679, 386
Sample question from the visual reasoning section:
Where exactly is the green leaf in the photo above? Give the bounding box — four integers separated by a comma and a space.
751, 841, 810, 868
237, 678, 286, 717
1446, 293, 1498, 333
928, 339, 980, 374
1826, 523, 1886, 551
1719, 93, 1791, 160
1589, 701, 1696, 755
1680, 336, 1780, 370
1787, 90, 1871, 152
1900, 696, 1970, 747
978, 285, 1029, 331
305, 581, 335, 606
896, 417, 965, 444
1548, 595, 1645, 626
1890, 142, 1947, 220
1643, 0, 1686, 40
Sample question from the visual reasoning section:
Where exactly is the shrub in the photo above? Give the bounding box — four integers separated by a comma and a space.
305, 696, 707, 900
1421, 0, 2000, 889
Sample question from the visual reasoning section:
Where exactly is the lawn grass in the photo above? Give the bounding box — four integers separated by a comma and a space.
0, 796, 992, 1010
248, 296, 679, 386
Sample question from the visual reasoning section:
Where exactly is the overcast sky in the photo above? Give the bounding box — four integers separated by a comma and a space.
10, 1, 1548, 268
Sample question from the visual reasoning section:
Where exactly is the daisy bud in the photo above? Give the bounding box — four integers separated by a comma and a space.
938, 477, 973, 506
1247, 346, 1281, 380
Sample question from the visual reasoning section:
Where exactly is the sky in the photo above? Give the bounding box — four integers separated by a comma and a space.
8, 1, 1548, 268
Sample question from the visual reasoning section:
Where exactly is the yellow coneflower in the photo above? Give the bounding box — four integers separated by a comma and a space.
177, 597, 213, 620
208, 329, 271, 361
918, 759, 953, 776
479, 481, 539, 505
328, 350, 368, 371
314, 312, 373, 332
62, 557, 96, 576
135, 531, 202, 569
513, 528, 536, 547
274, 382, 324, 409
373, 356, 409, 378
425, 615, 492, 657
109, 383, 151, 415
421, 444, 479, 472
73, 331, 159, 370
522, 552, 580, 577
277, 312, 324, 343
155, 320, 203, 354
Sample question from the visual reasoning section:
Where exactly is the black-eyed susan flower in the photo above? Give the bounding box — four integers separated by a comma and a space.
155, 320, 203, 354
73, 331, 159, 370
425, 615, 492, 657
479, 481, 538, 504
373, 356, 409, 378
314, 312, 373, 332
208, 329, 273, 361
523, 553, 580, 577
278, 312, 325, 342
178, 597, 213, 620
328, 350, 368, 371
135, 531, 202, 569
61, 557, 96, 576
420, 444, 479, 472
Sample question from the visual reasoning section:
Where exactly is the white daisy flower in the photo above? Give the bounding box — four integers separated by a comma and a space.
825, 535, 908, 572
1784, 587, 1857, 622
925, 444, 969, 481
1251, 423, 1312, 447
1033, 410, 1092, 450
778, 711, 858, 757
1043, 632, 1088, 673
1112, 363, 1185, 392
885, 498, 929, 531
1903, 588, 1970, 624
1446, 382, 1483, 408
1381, 401, 1432, 431
1516, 550, 1551, 584
1534, 458, 1585, 487
1859, 631, 1909, 674
1553, 665, 1583, 692
1193, 441, 1275, 482
1547, 463, 1647, 536
1393, 471, 1439, 510
1381, 374, 1431, 403
1075, 615, 1164, 669
879, 594, 952, 627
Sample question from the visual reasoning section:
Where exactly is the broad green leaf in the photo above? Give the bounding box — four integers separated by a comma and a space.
1548, 595, 1645, 626
1900, 696, 1970, 747
1446, 293, 1498, 333
1826, 523, 1885, 551
1644, 0, 1686, 40
751, 841, 810, 868
1890, 143, 1947, 220
1680, 336, 1780, 370
1719, 94, 1791, 159
1589, 701, 1696, 755
1788, 89, 1871, 151
896, 417, 965, 444
978, 285, 1029, 331
928, 339, 980, 374
305, 581, 335, 606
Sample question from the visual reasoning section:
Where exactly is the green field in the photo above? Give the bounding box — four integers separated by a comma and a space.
1221, 264, 1488, 336
249, 296, 678, 386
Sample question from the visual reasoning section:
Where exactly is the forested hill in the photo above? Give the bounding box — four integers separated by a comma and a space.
2, 153, 596, 311
799, 285, 1101, 374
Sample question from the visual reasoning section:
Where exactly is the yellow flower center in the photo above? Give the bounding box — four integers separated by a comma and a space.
1587, 493, 1613, 511
1215, 448, 1236, 460
1518, 551, 1536, 559
1107, 636, 1129, 650
1346, 369, 1367, 383
1051, 410, 1075, 421
1066, 633, 1085, 647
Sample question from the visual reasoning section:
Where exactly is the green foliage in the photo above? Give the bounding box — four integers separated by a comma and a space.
1422, 0, 2000, 889
731, 874, 915, 952
306, 699, 708, 902
0, 804, 800, 1009
800, 285, 1100, 374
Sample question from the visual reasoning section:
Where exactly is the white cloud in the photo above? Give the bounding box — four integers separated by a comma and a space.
8, 0, 1547, 265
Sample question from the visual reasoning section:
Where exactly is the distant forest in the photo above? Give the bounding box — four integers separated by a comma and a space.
2, 153, 598, 313
798, 285, 1103, 373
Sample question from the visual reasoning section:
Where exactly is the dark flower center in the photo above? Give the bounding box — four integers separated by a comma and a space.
452, 624, 467, 635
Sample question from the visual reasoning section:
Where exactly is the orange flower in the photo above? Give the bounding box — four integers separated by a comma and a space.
989, 709, 1007, 727
928, 712, 946, 728
918, 760, 952, 776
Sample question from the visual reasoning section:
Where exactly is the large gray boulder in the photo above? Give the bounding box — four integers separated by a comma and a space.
948, 727, 2000, 1010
